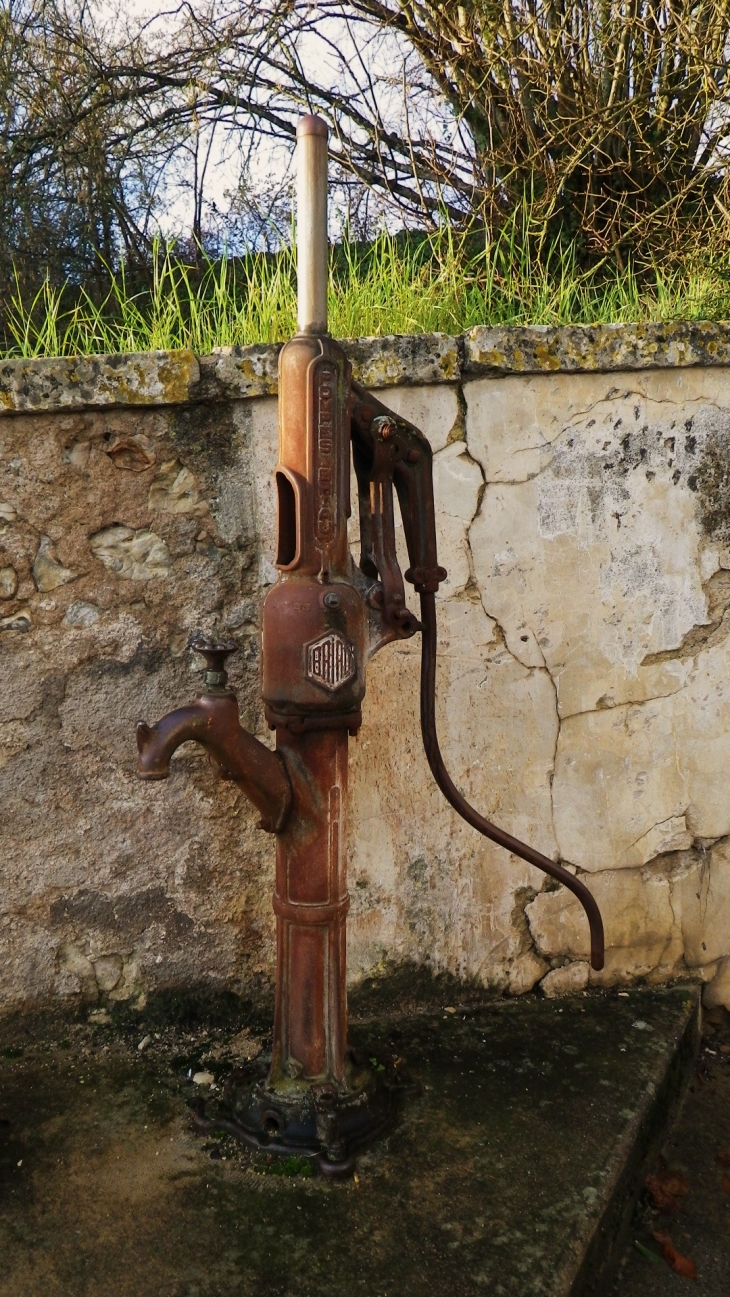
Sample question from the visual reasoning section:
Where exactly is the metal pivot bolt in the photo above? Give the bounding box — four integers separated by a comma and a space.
190, 635, 238, 689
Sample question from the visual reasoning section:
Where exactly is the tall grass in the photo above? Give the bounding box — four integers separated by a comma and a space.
5, 222, 730, 360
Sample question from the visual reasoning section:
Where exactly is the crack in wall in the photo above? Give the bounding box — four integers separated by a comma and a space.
621, 812, 691, 857
463, 391, 730, 497
463, 413, 566, 865
458, 379, 730, 963
447, 382, 468, 445
558, 687, 687, 723
536, 641, 562, 861
435, 378, 730, 995
642, 568, 730, 665
496, 387, 730, 428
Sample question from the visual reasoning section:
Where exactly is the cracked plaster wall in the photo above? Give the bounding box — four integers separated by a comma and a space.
2, 332, 730, 1015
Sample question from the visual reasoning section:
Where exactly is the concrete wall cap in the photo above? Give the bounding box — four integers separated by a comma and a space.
3, 320, 730, 414
0, 350, 199, 416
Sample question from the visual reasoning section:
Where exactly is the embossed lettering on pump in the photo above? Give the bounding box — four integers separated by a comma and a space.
315, 362, 336, 549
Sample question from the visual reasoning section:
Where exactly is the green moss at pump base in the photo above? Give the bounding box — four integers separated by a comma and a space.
254, 1155, 315, 1178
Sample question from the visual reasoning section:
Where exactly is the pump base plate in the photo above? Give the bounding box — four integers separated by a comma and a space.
189, 1061, 400, 1175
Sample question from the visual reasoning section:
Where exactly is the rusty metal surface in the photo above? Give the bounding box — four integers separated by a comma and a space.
136, 640, 291, 835
272, 727, 349, 1085
351, 380, 446, 601
262, 578, 366, 726
274, 333, 352, 579
135, 110, 605, 1172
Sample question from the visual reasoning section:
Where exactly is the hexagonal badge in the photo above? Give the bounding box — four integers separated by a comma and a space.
306, 631, 356, 691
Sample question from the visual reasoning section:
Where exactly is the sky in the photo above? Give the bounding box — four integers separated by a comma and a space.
101, 0, 247, 239
93, 0, 454, 247
96, 2, 347, 244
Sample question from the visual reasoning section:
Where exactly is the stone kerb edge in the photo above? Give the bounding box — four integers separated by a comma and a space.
0, 350, 200, 416
3, 320, 730, 415
464, 319, 730, 376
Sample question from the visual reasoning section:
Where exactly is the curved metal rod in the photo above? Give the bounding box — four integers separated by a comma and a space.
419, 592, 604, 972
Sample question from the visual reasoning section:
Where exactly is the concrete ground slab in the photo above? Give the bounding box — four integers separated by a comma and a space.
0, 986, 699, 1297
612, 1003, 730, 1295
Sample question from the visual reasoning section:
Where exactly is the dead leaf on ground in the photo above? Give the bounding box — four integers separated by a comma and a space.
651, 1231, 697, 1279
722, 1175, 730, 1197
716, 1150, 730, 1168
645, 1158, 691, 1213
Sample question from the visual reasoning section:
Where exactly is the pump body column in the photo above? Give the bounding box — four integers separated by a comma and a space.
271, 728, 349, 1085
262, 116, 357, 1093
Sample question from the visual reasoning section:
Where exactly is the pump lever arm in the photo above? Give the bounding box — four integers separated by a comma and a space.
351, 388, 422, 636
350, 380, 446, 599
350, 382, 605, 972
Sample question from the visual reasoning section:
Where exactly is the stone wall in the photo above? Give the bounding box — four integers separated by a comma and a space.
2, 322, 730, 1015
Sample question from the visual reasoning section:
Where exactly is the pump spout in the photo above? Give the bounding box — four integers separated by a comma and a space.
136, 639, 292, 835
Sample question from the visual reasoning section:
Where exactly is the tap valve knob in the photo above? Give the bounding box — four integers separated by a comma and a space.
190, 635, 238, 690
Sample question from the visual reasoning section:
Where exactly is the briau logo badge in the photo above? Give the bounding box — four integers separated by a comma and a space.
306, 631, 356, 691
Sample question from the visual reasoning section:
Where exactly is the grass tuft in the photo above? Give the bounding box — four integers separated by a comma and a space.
4, 223, 730, 359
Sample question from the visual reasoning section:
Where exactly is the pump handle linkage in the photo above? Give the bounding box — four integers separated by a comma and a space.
350, 383, 605, 973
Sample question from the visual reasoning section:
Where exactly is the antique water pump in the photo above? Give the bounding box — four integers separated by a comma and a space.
137, 116, 604, 1174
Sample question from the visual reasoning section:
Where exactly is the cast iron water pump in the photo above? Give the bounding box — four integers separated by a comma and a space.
137, 116, 604, 1175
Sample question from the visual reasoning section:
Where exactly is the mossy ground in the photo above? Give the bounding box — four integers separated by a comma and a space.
0, 986, 698, 1297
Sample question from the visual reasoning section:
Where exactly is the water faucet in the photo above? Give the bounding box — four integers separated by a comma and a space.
136, 636, 291, 833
